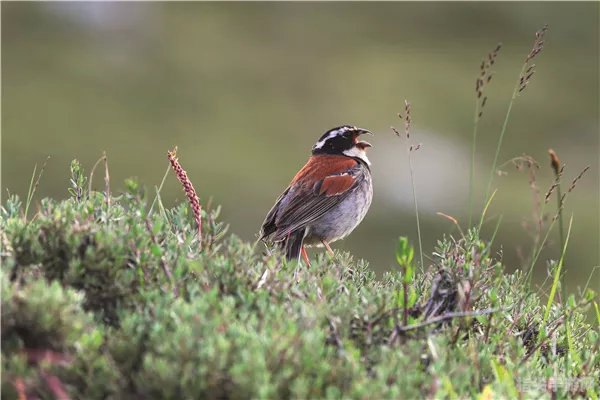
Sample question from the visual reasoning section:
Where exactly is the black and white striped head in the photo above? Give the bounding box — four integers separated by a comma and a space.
311, 125, 373, 165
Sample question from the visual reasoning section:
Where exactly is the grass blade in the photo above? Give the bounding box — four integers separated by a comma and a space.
541, 215, 573, 329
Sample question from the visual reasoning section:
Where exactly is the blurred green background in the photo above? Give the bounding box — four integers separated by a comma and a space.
2, 2, 598, 292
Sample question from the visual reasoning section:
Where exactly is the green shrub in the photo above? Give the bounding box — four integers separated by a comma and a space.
1, 173, 598, 399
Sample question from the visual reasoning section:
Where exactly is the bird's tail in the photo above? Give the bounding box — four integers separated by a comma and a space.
284, 229, 306, 261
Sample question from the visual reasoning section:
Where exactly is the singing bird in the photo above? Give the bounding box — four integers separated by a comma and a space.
259, 125, 373, 266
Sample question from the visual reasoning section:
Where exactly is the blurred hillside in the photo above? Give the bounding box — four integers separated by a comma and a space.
2, 2, 598, 291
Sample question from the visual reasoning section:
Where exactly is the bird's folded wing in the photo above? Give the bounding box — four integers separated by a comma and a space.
271, 170, 363, 241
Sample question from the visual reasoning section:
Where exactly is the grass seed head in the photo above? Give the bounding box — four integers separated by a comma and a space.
475, 42, 502, 118
168, 147, 202, 250
548, 149, 561, 177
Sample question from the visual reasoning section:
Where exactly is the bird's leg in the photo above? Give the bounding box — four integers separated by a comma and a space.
301, 246, 311, 268
321, 240, 334, 258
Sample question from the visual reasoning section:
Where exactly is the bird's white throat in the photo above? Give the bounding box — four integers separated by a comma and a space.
343, 147, 371, 166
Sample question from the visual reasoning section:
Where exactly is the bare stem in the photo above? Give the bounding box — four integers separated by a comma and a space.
396, 308, 499, 333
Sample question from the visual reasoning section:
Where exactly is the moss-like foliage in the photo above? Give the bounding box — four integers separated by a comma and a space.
1, 171, 598, 399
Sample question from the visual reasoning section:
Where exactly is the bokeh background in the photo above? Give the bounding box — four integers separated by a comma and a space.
2, 2, 598, 292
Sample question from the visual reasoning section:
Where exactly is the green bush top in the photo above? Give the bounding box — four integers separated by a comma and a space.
1, 172, 598, 399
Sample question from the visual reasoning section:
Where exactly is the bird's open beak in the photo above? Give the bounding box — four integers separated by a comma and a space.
355, 128, 373, 148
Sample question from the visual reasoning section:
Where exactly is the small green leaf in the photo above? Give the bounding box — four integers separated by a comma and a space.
396, 236, 414, 267
408, 288, 417, 307
584, 288, 596, 302
150, 244, 162, 257
567, 294, 576, 309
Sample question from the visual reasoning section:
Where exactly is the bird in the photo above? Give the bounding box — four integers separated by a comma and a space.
259, 125, 374, 266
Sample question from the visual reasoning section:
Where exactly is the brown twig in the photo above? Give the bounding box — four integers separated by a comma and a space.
436, 212, 465, 238
14, 377, 27, 400
168, 147, 203, 251
396, 308, 499, 334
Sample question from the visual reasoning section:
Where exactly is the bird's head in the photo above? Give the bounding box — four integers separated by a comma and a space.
311, 125, 373, 165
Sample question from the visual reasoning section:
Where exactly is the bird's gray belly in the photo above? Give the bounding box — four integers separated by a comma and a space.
304, 176, 373, 246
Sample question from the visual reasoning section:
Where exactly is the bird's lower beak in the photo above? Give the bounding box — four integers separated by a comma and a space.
356, 140, 372, 149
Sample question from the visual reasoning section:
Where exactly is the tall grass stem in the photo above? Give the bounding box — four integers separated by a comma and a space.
483, 64, 527, 213
555, 184, 564, 251
539, 215, 573, 340
149, 162, 171, 217
468, 98, 480, 227
24, 164, 37, 221
409, 153, 424, 271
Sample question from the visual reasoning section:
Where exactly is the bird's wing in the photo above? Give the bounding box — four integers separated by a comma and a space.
262, 155, 365, 242
259, 187, 290, 241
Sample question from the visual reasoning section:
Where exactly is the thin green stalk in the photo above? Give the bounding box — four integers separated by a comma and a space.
468, 98, 480, 227
477, 189, 498, 232
555, 184, 564, 251
482, 64, 527, 212
149, 162, 171, 217
526, 216, 557, 286
24, 164, 37, 221
539, 215, 573, 339
88, 154, 106, 195
487, 215, 503, 249
408, 153, 424, 271
582, 265, 599, 295
24, 156, 50, 222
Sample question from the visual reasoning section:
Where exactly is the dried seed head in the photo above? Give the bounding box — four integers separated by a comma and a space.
475, 43, 501, 114
544, 182, 559, 203
566, 166, 590, 194
519, 26, 548, 95
404, 100, 412, 139
526, 25, 548, 63
168, 147, 203, 250
556, 165, 590, 210
548, 149, 561, 176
